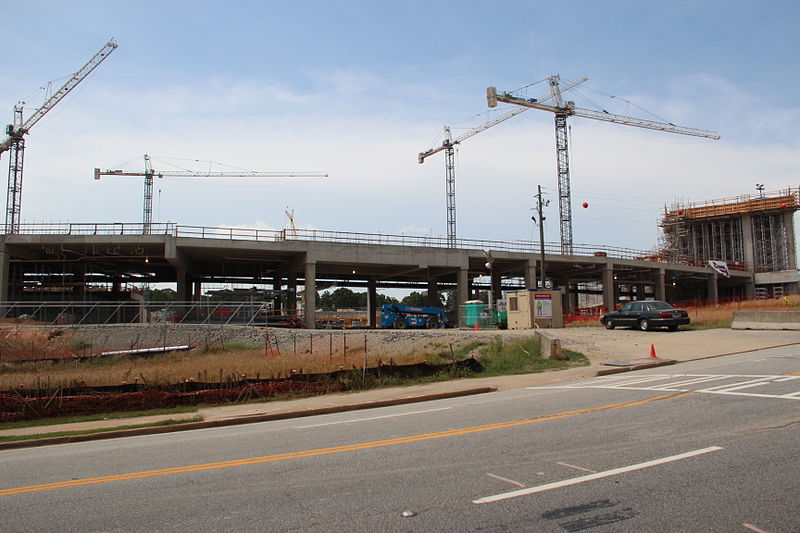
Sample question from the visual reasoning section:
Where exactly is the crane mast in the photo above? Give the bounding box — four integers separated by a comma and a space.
94, 154, 328, 234
420, 77, 587, 247
487, 75, 720, 253
1, 39, 118, 234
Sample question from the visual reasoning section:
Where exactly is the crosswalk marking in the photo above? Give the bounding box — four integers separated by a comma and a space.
531, 373, 800, 400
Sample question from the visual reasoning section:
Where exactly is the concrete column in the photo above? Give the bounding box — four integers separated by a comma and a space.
175, 266, 189, 301
655, 268, 666, 301
565, 282, 578, 312
524, 259, 537, 290
304, 262, 316, 328
272, 273, 282, 312
490, 271, 502, 308
457, 267, 469, 327
193, 281, 202, 301
785, 211, 796, 270
745, 278, 755, 298
367, 278, 377, 328
426, 276, 440, 307
741, 214, 755, 270
0, 242, 9, 304
707, 274, 719, 302
287, 272, 297, 315
602, 263, 615, 311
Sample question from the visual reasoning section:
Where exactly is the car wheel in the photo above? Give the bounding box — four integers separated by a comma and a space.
639, 319, 650, 331
394, 317, 407, 329
604, 319, 615, 330
667, 325, 678, 332
426, 316, 439, 329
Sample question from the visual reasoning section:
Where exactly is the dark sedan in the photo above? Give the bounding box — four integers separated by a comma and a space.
600, 300, 690, 331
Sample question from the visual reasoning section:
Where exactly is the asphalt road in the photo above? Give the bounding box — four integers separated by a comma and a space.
1, 346, 798, 532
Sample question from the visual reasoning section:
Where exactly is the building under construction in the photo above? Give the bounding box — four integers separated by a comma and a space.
660, 187, 799, 298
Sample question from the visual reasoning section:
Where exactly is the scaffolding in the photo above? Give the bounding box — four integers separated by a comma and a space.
660, 187, 799, 272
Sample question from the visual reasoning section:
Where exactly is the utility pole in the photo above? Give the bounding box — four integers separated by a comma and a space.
534, 185, 548, 289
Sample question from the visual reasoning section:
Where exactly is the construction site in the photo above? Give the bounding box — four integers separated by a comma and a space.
0, 40, 798, 331
660, 187, 800, 299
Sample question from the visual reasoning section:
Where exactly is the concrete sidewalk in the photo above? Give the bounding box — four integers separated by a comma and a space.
2, 328, 798, 449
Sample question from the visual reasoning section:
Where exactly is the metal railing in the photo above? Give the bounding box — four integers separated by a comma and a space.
10, 222, 660, 261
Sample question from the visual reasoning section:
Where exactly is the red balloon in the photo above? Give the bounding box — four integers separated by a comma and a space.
582, 202, 588, 208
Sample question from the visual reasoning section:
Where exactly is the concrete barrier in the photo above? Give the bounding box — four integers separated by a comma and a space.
535, 329, 563, 360
732, 310, 800, 330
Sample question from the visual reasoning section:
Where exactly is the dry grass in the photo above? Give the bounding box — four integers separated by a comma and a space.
0, 336, 481, 391
567, 295, 800, 330
683, 295, 799, 329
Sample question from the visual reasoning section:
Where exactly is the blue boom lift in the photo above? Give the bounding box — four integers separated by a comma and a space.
380, 304, 447, 329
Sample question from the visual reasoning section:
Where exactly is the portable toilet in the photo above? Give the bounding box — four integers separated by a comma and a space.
464, 300, 485, 327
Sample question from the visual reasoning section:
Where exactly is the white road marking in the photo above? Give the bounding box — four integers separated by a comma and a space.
486, 473, 527, 488
532, 374, 800, 400
556, 461, 597, 473
698, 376, 797, 393
604, 376, 674, 387
659, 375, 732, 388
294, 407, 452, 428
473, 446, 723, 504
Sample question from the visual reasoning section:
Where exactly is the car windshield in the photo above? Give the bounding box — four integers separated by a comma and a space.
648, 302, 674, 310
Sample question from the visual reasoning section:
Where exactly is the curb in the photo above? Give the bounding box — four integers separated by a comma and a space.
0, 387, 495, 451
596, 359, 677, 376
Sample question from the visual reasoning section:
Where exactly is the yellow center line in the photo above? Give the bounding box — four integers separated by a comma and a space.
785, 371, 800, 376
0, 392, 693, 497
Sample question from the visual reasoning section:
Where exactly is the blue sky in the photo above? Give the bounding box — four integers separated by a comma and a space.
1, 0, 799, 255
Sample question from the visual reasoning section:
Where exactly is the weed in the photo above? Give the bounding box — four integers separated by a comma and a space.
477, 337, 588, 376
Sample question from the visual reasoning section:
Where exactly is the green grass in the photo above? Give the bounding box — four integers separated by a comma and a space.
477, 337, 589, 376
0, 416, 203, 444
220, 341, 261, 351
0, 406, 199, 431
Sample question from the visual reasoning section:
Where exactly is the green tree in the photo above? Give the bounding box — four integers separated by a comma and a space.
400, 291, 444, 307
319, 288, 399, 310
145, 288, 177, 302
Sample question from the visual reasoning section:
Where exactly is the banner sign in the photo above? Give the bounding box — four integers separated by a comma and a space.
708, 260, 730, 278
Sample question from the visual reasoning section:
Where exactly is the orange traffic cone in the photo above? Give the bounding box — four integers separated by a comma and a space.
649, 344, 657, 359
474, 321, 479, 331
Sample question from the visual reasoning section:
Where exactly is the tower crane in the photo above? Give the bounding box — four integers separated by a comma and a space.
419, 77, 587, 248
94, 154, 327, 234
0, 39, 118, 234
487, 75, 720, 253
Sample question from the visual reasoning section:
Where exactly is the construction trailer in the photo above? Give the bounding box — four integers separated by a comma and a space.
506, 290, 564, 329
660, 188, 800, 299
